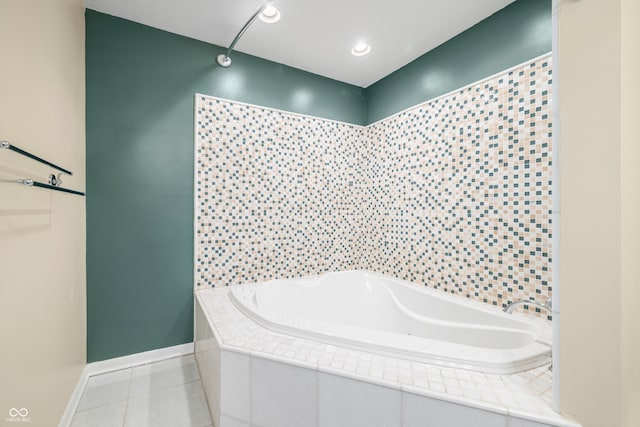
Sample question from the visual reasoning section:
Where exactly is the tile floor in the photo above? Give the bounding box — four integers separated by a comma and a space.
70, 355, 213, 427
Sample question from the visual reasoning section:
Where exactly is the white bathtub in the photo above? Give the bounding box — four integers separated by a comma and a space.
229, 270, 551, 374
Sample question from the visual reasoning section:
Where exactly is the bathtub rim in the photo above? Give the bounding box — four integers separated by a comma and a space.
228, 270, 552, 375
194, 288, 579, 427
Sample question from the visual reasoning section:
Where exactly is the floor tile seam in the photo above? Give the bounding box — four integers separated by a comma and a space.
76, 356, 197, 413
196, 360, 216, 427
221, 413, 250, 425
126, 377, 204, 400
72, 399, 128, 415
127, 354, 194, 373
129, 359, 198, 382
75, 368, 133, 414
121, 379, 206, 426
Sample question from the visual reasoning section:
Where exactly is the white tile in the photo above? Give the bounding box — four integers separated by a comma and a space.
220, 350, 251, 422
251, 357, 317, 427
195, 300, 209, 345
210, 336, 222, 424
124, 380, 212, 427
129, 355, 200, 397
402, 392, 508, 427
195, 347, 211, 399
195, 308, 221, 427
70, 401, 126, 427
77, 369, 132, 411
318, 372, 401, 427
508, 416, 557, 427
220, 414, 250, 427
198, 287, 563, 423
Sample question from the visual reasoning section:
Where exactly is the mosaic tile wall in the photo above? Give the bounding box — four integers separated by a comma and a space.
195, 54, 552, 316
195, 100, 369, 287
365, 56, 553, 315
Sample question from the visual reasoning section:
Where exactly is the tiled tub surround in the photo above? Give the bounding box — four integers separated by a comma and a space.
195, 288, 578, 427
364, 57, 553, 312
195, 54, 553, 317
229, 270, 551, 375
195, 100, 369, 288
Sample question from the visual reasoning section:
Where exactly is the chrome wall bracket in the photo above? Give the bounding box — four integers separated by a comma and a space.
216, 3, 269, 68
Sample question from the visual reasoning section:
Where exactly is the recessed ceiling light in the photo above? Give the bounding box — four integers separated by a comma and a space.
259, 5, 281, 23
351, 42, 371, 57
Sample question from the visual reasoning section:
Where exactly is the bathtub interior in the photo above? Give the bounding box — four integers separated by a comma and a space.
240, 270, 546, 348
255, 270, 538, 336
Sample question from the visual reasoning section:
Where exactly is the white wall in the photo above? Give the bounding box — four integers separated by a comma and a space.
558, 0, 639, 425
0, 0, 86, 425
620, 0, 640, 424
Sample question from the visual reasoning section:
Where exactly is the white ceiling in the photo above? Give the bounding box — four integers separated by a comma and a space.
84, 0, 514, 88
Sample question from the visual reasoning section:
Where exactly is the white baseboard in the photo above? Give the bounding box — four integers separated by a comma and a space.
58, 366, 90, 427
58, 342, 194, 427
84, 342, 194, 377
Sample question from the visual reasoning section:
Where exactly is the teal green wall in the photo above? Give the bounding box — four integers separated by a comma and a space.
86, 0, 551, 362
365, 0, 552, 124
85, 10, 365, 362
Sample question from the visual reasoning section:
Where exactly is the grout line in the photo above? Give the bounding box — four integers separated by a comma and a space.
72, 399, 129, 414
134, 378, 204, 397
121, 366, 133, 427
193, 352, 216, 426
